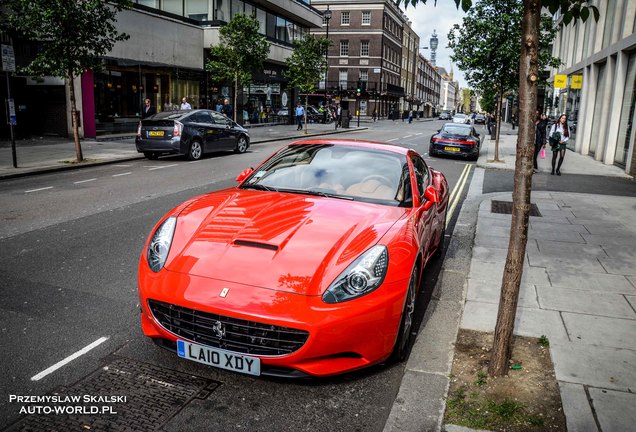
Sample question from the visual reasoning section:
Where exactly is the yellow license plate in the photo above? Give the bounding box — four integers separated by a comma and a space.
444, 146, 460, 152
149, 130, 164, 137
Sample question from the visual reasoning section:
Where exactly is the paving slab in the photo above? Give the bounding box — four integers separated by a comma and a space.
598, 256, 636, 275
527, 229, 586, 243
582, 233, 636, 247
534, 241, 607, 257
561, 313, 636, 349
550, 342, 636, 392
476, 225, 510, 238
468, 261, 549, 286
466, 279, 539, 308
546, 271, 635, 293
471, 246, 509, 264
626, 295, 636, 310
460, 301, 569, 341
537, 286, 635, 318
471, 234, 510, 249
558, 382, 599, 432
529, 220, 589, 233
589, 387, 636, 432
527, 252, 607, 273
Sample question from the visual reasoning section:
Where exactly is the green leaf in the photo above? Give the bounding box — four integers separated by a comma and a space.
563, 11, 573, 26
461, 0, 472, 12
592, 6, 600, 22
548, 1, 559, 15
580, 6, 590, 22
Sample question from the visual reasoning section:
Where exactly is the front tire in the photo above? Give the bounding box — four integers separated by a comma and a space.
391, 263, 419, 362
187, 140, 203, 161
235, 135, 248, 154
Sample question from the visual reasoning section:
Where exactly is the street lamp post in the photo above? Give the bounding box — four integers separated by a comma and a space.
323, 6, 332, 114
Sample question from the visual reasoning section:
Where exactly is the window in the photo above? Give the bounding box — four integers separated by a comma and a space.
362, 11, 371, 25
361, 41, 369, 57
360, 70, 368, 83
411, 155, 429, 199
339, 70, 348, 88
341, 11, 350, 25
276, 17, 287, 42
163, 0, 183, 15
340, 40, 349, 56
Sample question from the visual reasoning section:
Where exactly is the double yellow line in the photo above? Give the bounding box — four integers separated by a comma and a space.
445, 163, 473, 228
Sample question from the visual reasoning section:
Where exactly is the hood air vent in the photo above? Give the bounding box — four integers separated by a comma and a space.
233, 239, 279, 251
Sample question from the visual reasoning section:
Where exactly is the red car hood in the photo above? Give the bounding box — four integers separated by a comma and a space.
165, 189, 405, 296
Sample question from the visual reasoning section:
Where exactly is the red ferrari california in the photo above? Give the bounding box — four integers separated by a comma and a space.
138, 139, 448, 377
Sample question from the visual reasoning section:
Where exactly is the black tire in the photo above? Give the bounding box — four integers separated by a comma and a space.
429, 146, 436, 157
235, 135, 248, 154
144, 152, 158, 160
187, 140, 203, 161
391, 263, 419, 362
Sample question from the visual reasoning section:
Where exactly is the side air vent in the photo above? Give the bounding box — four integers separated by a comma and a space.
233, 240, 279, 251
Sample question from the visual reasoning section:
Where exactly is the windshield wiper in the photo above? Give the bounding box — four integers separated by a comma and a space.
300, 189, 354, 200
241, 183, 277, 192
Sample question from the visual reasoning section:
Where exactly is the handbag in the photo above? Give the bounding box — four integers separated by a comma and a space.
549, 131, 561, 148
540, 147, 545, 159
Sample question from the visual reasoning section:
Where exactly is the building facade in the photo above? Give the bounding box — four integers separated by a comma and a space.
416, 53, 442, 117
1, 0, 323, 139
401, 20, 419, 113
311, 0, 408, 118
548, 1, 636, 176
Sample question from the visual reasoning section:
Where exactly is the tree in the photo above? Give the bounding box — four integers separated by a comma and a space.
396, 0, 599, 377
284, 35, 330, 134
4, 0, 132, 162
206, 14, 269, 123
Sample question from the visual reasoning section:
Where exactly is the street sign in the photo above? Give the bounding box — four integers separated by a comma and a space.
7, 98, 16, 125
1, 44, 16, 72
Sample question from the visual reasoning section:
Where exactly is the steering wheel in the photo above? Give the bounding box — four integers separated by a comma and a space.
360, 174, 393, 187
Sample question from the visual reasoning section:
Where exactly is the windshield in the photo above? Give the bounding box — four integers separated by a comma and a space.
442, 125, 470, 136
241, 144, 409, 206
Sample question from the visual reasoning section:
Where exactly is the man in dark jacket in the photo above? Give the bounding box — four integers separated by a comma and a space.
142, 99, 156, 119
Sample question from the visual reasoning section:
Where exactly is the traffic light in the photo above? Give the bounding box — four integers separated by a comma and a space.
356, 80, 361, 96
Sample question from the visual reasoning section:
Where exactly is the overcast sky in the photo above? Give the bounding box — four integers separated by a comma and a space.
403, 2, 468, 88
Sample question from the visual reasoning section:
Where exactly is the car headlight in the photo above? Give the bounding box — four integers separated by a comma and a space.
322, 245, 389, 303
147, 216, 176, 272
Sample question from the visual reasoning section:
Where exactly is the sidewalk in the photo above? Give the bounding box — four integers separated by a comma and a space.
0, 122, 367, 180
385, 124, 636, 432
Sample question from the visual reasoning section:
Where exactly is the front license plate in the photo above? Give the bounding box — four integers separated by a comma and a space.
148, 130, 164, 137
444, 146, 460, 152
177, 340, 261, 376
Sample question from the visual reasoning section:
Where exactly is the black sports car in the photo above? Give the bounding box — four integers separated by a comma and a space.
429, 123, 481, 161
136, 109, 250, 160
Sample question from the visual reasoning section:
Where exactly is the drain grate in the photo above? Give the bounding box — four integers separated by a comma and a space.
491, 200, 542, 217
5, 357, 219, 432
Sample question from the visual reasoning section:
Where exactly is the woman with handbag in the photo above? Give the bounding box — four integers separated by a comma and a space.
533, 111, 548, 173
548, 114, 570, 175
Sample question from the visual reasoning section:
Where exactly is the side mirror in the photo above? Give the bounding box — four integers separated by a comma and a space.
235, 167, 254, 183
422, 185, 439, 211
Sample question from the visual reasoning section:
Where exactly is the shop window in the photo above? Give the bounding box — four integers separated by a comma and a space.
616, 52, 636, 166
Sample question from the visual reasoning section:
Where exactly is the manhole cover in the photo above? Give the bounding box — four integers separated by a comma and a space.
491, 200, 542, 217
5, 357, 219, 432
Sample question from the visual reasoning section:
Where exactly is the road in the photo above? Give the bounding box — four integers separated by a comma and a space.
0, 119, 479, 431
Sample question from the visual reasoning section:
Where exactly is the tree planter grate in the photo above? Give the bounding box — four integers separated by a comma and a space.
491, 200, 542, 217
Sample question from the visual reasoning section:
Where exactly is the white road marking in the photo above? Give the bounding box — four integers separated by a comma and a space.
112, 172, 132, 177
113, 164, 132, 167
25, 187, 53, 193
31, 337, 109, 381
387, 138, 399, 142
403, 135, 413, 139
148, 164, 178, 171
74, 178, 97, 184
416, 133, 423, 136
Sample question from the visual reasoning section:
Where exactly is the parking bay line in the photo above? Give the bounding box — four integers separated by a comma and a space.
31, 337, 109, 381
387, 138, 399, 142
112, 172, 132, 177
74, 178, 97, 184
25, 186, 53, 193
148, 164, 178, 171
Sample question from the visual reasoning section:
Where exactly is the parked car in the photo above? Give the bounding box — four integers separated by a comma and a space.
438, 112, 452, 120
474, 114, 486, 124
138, 139, 449, 377
136, 109, 250, 160
429, 123, 481, 160
452, 113, 470, 124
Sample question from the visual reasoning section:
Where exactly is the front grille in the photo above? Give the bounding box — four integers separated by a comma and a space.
148, 300, 309, 356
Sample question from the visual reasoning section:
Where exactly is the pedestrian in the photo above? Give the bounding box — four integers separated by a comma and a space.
180, 97, 192, 110
533, 111, 548, 173
548, 114, 570, 176
408, 109, 413, 124
372, 109, 377, 122
295, 101, 305, 130
215, 100, 223, 112
335, 103, 342, 129
222, 99, 233, 119
142, 98, 156, 119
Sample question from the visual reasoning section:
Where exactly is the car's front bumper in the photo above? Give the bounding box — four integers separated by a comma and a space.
138, 268, 407, 377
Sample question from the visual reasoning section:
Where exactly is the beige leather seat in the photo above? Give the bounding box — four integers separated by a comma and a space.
345, 179, 395, 200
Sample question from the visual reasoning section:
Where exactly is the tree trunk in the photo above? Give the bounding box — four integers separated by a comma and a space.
233, 72, 238, 123
494, 91, 503, 162
488, 0, 541, 377
68, 72, 83, 162
304, 96, 308, 134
